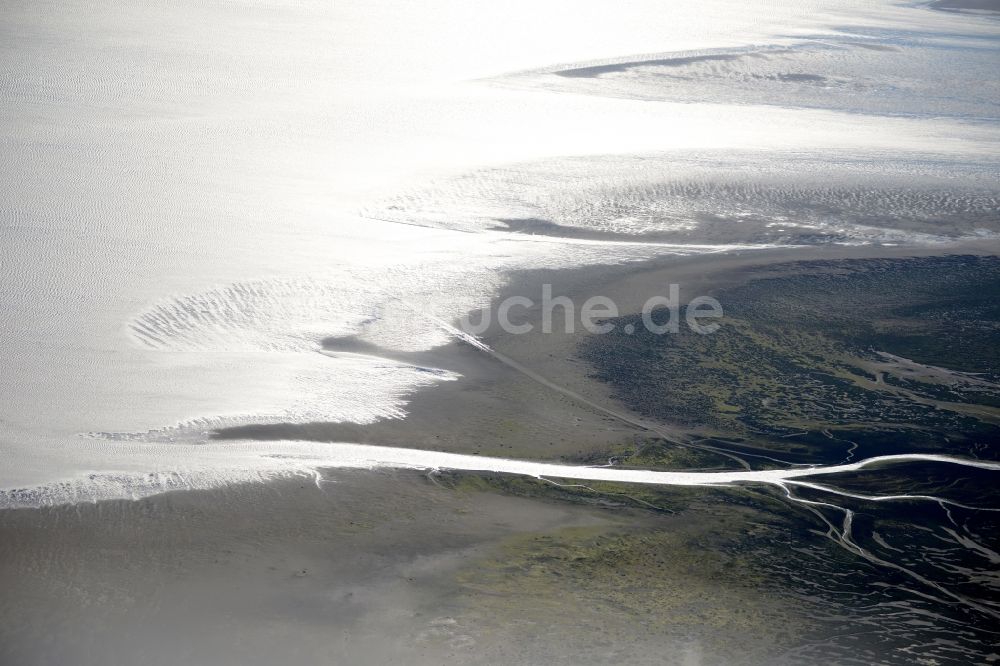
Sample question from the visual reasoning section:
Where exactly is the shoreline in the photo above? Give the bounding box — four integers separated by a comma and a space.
0, 467, 825, 666
4, 241, 999, 665
4, 239, 999, 510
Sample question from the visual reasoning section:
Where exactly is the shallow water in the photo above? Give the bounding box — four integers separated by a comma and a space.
4, 3, 1000, 663
1, 0, 998, 498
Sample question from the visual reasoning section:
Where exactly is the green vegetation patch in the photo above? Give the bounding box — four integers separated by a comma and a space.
451, 515, 814, 663
582, 256, 1000, 449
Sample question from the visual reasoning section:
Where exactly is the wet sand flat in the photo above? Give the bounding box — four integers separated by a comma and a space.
0, 468, 816, 666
